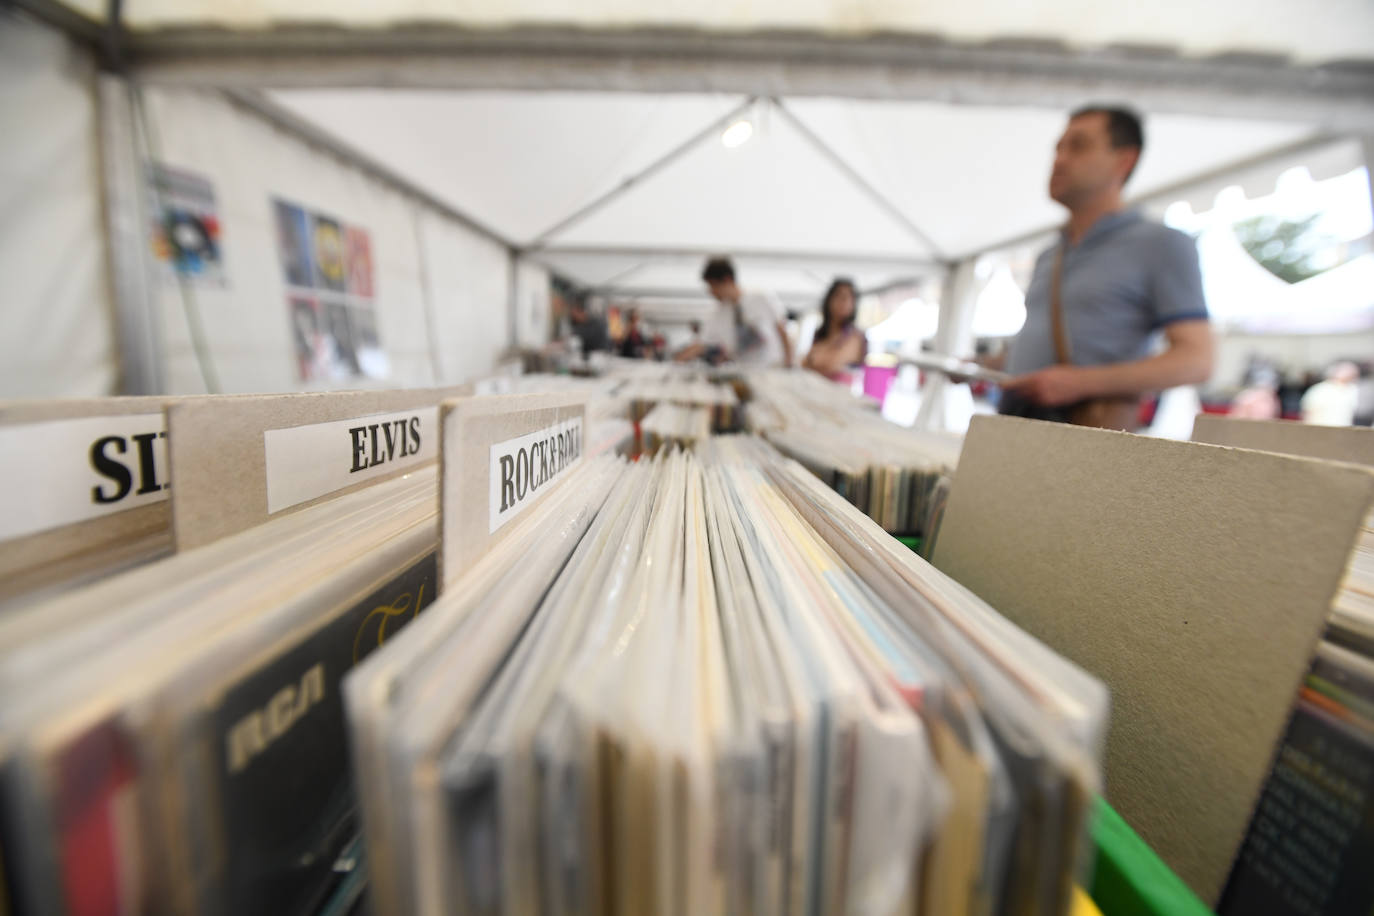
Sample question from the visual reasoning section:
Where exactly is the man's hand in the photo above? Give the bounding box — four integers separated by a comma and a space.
674, 343, 705, 363
1002, 365, 1097, 406
948, 350, 1005, 385
1003, 319, 1213, 406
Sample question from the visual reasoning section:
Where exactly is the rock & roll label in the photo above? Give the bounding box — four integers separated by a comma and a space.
488, 416, 583, 534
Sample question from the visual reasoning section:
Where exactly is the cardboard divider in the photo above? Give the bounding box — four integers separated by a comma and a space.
168, 387, 468, 551
1191, 416, 1374, 916
439, 393, 587, 590
1192, 415, 1373, 467
930, 415, 1374, 905
0, 397, 181, 604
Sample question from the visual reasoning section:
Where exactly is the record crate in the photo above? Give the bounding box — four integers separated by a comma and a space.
896, 536, 1214, 916
1088, 796, 1213, 916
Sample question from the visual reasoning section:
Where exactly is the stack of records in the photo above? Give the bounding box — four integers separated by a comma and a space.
619, 373, 741, 432
746, 370, 963, 538
347, 435, 1107, 916
1220, 508, 1374, 915
640, 402, 712, 453
1328, 509, 1374, 656
0, 468, 438, 915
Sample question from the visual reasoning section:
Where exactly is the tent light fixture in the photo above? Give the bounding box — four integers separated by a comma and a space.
721, 119, 753, 149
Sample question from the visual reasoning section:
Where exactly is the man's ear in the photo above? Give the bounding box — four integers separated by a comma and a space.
1119, 147, 1142, 185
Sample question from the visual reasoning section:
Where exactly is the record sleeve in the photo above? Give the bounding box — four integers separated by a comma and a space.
177, 548, 437, 916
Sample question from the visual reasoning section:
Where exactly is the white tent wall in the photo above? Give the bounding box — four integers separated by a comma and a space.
125, 85, 518, 393
413, 209, 513, 383
0, 12, 118, 398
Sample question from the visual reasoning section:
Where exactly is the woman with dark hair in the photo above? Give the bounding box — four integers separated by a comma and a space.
803, 278, 866, 382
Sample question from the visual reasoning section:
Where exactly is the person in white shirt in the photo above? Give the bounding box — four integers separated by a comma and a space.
676, 257, 793, 368
1301, 361, 1360, 427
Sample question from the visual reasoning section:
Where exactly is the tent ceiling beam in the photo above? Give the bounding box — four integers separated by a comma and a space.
769, 97, 944, 260
542, 244, 941, 271
524, 94, 758, 250
591, 285, 819, 302
594, 261, 654, 291
962, 130, 1345, 260
590, 282, 916, 303
120, 27, 1374, 129
864, 275, 938, 298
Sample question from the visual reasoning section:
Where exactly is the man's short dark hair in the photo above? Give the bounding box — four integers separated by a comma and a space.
701, 257, 735, 284
1071, 105, 1144, 179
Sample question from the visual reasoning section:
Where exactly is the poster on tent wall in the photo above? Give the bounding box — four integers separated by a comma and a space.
148, 163, 225, 286
272, 198, 387, 383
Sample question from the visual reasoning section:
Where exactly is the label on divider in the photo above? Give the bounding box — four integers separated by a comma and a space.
0, 414, 169, 543
263, 407, 438, 515
488, 417, 583, 533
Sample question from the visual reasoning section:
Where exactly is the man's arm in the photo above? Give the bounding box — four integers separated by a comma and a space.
948, 349, 1005, 383
978, 351, 1007, 372
674, 342, 706, 362
1002, 319, 1213, 406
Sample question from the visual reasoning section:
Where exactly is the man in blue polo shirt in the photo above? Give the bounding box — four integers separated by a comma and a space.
996, 106, 1214, 430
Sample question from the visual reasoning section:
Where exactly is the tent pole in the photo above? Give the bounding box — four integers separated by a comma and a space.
769, 98, 944, 260
506, 252, 520, 351
913, 259, 978, 431
1363, 136, 1374, 236
411, 208, 447, 385
96, 74, 166, 395
524, 95, 758, 250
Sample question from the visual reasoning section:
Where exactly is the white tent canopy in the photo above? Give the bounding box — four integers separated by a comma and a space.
263, 88, 1349, 310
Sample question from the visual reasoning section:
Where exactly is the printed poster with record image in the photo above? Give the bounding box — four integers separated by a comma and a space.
273, 198, 388, 383
148, 163, 225, 286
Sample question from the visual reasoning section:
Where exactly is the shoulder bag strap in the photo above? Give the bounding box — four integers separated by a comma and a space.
1049, 244, 1073, 366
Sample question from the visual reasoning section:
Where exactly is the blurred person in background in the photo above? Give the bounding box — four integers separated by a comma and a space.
673, 320, 708, 363
567, 297, 610, 354
803, 277, 867, 384
1229, 367, 1281, 420
619, 308, 649, 358
677, 257, 792, 367
1355, 362, 1374, 426
1301, 361, 1360, 426
988, 105, 1214, 430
